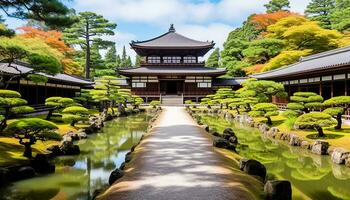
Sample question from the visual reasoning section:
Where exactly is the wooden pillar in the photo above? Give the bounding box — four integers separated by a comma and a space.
345, 74, 348, 96
319, 82, 323, 96
331, 78, 334, 98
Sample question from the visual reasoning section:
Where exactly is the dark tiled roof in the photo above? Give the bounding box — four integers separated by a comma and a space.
118, 66, 226, 76
131, 25, 214, 49
213, 77, 247, 86
251, 45, 350, 79
0, 62, 93, 85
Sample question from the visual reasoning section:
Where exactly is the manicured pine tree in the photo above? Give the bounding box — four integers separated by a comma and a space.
64, 12, 116, 79
249, 103, 279, 125
264, 0, 291, 13
206, 48, 220, 68
305, 0, 335, 29
295, 112, 336, 137
284, 92, 323, 117
322, 96, 350, 129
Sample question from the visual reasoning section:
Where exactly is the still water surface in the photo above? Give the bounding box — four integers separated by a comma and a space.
0, 113, 151, 200
198, 114, 350, 200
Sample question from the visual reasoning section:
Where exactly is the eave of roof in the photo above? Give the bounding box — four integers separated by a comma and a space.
0, 62, 93, 85
251, 45, 350, 79
118, 66, 227, 76
213, 77, 247, 86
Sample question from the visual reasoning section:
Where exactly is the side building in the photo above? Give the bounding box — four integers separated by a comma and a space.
118, 25, 232, 104
252, 46, 350, 101
0, 61, 93, 105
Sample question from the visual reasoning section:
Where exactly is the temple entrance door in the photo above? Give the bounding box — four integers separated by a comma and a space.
160, 81, 183, 95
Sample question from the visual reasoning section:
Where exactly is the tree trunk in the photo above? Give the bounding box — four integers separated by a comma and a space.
266, 116, 272, 126
246, 104, 251, 112
71, 120, 77, 127
23, 143, 32, 158
314, 125, 325, 137
46, 109, 53, 120
85, 21, 91, 79
335, 113, 342, 130
0, 107, 10, 131
236, 108, 240, 115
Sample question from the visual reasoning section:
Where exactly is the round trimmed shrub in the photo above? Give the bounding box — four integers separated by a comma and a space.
0, 90, 21, 98
5, 118, 58, 134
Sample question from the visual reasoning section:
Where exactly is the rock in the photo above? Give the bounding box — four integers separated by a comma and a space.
62, 134, 72, 142
289, 134, 301, 146
242, 159, 266, 181
92, 189, 103, 200
66, 131, 79, 141
212, 132, 221, 137
311, 140, 329, 155
300, 141, 310, 149
259, 124, 270, 133
346, 158, 350, 168
227, 143, 237, 152
228, 136, 238, 144
109, 168, 124, 185
119, 162, 126, 170
17, 166, 36, 180
0, 167, 10, 187
77, 131, 87, 139
239, 159, 249, 170
125, 152, 132, 163
213, 137, 229, 149
85, 123, 99, 134
264, 180, 292, 200
30, 154, 55, 174
59, 141, 80, 155
331, 148, 350, 164
47, 145, 62, 156
266, 127, 279, 138
223, 128, 235, 140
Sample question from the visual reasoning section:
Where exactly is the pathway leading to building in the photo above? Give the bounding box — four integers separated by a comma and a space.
99, 107, 261, 200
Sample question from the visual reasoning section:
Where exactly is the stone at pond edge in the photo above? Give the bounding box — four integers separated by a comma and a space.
331, 148, 350, 164
109, 168, 124, 185
289, 134, 301, 146
119, 162, 126, 170
30, 154, 55, 174
242, 159, 266, 181
59, 141, 80, 155
264, 180, 292, 200
125, 152, 132, 163
0, 167, 10, 187
346, 158, 350, 168
17, 166, 36, 180
311, 140, 329, 155
47, 145, 62, 156
213, 137, 229, 149
239, 159, 249, 170
300, 141, 310, 149
212, 132, 221, 137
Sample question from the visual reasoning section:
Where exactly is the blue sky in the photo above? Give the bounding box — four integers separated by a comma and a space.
2, 0, 311, 60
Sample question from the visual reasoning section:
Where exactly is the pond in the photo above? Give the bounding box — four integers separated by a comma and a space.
0, 113, 151, 200
198, 114, 350, 200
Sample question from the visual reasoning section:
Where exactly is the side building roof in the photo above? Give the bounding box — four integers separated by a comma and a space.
0, 62, 93, 86
251, 45, 350, 79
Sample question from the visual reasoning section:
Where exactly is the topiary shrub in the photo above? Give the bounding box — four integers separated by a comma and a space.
45, 96, 76, 120
62, 106, 89, 126
323, 96, 350, 129
5, 118, 58, 158
285, 92, 323, 118
0, 90, 34, 130
150, 100, 160, 108
295, 112, 337, 137
249, 103, 279, 125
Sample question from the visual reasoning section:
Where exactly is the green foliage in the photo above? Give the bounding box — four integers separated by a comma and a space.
285, 92, 323, 116
45, 96, 75, 108
64, 12, 117, 78
5, 118, 58, 134
264, 0, 291, 13
295, 112, 336, 128
225, 61, 250, 77
185, 100, 193, 105
62, 106, 89, 126
305, 0, 335, 29
27, 54, 62, 75
323, 96, 350, 106
263, 50, 311, 71
242, 38, 284, 64
283, 117, 298, 130
0, 0, 75, 28
150, 100, 160, 108
0, 90, 21, 98
323, 107, 344, 116
249, 103, 279, 125
10, 106, 34, 114
241, 79, 287, 102
206, 48, 220, 68
26, 74, 48, 83
39, 131, 62, 141
330, 0, 350, 32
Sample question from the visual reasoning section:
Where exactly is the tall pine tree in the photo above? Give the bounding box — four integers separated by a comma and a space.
264, 0, 290, 13
64, 12, 116, 79
105, 45, 117, 68
305, 0, 335, 29
330, 0, 350, 32
206, 48, 220, 68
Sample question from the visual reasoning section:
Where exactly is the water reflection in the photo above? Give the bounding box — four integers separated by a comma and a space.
0, 114, 150, 200
199, 114, 350, 200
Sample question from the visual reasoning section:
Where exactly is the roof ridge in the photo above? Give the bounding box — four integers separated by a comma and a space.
301, 45, 350, 61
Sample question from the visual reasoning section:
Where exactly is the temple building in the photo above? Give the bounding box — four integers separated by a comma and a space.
118, 24, 228, 103
252, 46, 350, 101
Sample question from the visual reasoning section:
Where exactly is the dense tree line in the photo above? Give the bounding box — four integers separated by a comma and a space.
208, 0, 350, 77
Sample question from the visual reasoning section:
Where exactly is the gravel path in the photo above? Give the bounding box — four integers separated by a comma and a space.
98, 107, 261, 200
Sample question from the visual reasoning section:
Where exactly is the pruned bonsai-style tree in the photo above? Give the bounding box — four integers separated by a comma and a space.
5, 118, 58, 158
249, 103, 279, 125
0, 90, 34, 130
212, 88, 235, 109
295, 112, 337, 137
131, 95, 144, 109
45, 97, 77, 120
284, 92, 323, 117
150, 100, 160, 108
322, 96, 350, 129
62, 106, 89, 127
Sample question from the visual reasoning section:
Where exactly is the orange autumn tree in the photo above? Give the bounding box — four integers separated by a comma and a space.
18, 26, 83, 75
251, 11, 300, 32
